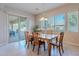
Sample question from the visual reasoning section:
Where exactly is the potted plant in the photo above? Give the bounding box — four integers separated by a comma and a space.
32, 25, 39, 32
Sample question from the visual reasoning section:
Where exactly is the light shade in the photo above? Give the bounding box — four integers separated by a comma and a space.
40, 17, 48, 21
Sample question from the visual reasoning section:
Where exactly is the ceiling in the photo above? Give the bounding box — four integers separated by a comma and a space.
3, 3, 65, 15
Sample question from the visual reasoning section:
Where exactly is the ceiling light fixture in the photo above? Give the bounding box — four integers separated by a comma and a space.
40, 17, 48, 21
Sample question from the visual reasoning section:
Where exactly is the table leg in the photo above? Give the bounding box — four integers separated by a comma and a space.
48, 42, 51, 56
56, 37, 58, 44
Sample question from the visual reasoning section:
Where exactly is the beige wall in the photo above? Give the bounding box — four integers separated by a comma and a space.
36, 3, 79, 46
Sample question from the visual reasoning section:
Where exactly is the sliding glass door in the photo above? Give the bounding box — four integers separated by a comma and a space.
8, 15, 27, 43
19, 17, 27, 41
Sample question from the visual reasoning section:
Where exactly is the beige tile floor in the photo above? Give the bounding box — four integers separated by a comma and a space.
0, 40, 79, 56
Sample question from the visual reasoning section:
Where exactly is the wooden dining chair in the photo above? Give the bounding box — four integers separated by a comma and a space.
30, 32, 35, 44
32, 32, 46, 55
50, 32, 64, 56
25, 31, 31, 48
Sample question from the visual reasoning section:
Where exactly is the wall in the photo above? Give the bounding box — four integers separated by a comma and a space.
36, 3, 79, 46
0, 10, 8, 46
0, 5, 35, 46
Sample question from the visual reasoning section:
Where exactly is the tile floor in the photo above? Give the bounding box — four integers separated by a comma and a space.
0, 40, 79, 56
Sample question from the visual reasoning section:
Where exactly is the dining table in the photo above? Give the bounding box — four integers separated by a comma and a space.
38, 34, 58, 56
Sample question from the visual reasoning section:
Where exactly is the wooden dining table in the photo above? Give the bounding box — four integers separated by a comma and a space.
38, 34, 58, 56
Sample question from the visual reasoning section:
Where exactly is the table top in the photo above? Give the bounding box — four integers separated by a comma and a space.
39, 34, 58, 40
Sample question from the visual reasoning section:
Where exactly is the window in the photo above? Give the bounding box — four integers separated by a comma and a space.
48, 16, 54, 30
27, 19, 33, 31
39, 17, 48, 30
54, 14, 65, 32
68, 11, 78, 32
39, 14, 65, 32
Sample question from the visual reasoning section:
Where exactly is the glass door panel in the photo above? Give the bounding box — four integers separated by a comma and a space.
8, 14, 27, 43
19, 17, 27, 40
8, 15, 19, 43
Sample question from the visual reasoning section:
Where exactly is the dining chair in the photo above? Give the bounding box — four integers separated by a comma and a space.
32, 32, 46, 55
50, 32, 64, 56
25, 31, 31, 48
30, 32, 35, 44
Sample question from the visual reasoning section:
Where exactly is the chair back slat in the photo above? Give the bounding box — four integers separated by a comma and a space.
33, 32, 39, 41
59, 32, 64, 43
25, 31, 30, 42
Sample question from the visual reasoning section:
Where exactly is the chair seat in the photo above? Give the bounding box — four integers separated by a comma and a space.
50, 42, 60, 46
32, 40, 45, 46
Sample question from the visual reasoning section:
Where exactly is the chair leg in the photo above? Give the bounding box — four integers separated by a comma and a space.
56, 37, 58, 44
31, 40, 32, 44
37, 45, 40, 55
48, 43, 51, 56
53, 45, 55, 49
61, 45, 64, 53
32, 45, 35, 51
27, 42, 29, 48
43, 43, 46, 51
58, 46, 62, 56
